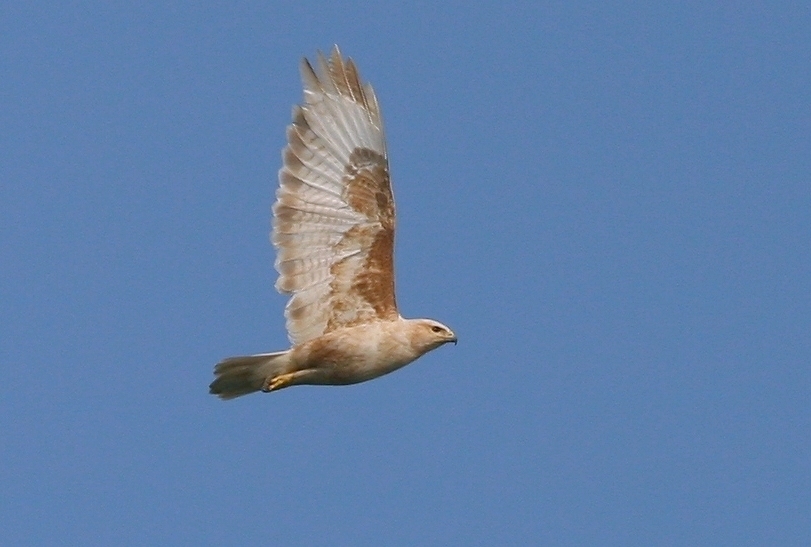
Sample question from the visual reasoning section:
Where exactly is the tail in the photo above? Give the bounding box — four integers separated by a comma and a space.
209, 350, 290, 400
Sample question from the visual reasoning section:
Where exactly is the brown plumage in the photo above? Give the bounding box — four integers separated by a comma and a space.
210, 46, 455, 400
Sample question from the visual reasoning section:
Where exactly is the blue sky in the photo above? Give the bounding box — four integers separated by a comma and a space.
2, 1, 809, 545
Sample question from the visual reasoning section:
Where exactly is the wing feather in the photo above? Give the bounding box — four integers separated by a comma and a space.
273, 46, 398, 345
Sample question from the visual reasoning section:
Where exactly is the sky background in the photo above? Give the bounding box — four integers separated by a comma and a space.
1, 1, 809, 545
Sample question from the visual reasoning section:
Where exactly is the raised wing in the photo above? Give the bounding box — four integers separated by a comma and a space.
273, 46, 398, 345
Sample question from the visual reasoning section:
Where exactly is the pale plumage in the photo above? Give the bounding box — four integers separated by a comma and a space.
210, 47, 455, 399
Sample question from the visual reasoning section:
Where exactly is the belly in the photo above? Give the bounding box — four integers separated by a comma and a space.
291, 325, 417, 385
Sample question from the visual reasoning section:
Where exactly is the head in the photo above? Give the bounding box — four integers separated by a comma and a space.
407, 319, 457, 355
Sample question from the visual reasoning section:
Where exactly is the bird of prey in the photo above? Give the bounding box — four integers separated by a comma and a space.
209, 46, 456, 399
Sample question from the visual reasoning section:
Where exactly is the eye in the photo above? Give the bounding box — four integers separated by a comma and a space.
431, 326, 443, 333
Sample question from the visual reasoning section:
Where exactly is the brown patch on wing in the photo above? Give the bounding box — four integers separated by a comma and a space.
323, 147, 397, 332
343, 148, 395, 229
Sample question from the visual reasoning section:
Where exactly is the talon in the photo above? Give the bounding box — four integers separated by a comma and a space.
263, 372, 296, 392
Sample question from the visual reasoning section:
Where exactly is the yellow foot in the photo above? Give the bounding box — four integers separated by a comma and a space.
262, 372, 299, 393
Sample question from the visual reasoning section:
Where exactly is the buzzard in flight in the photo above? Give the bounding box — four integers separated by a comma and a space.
210, 46, 456, 399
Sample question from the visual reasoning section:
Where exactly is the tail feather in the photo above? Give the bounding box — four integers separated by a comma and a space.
209, 351, 289, 400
